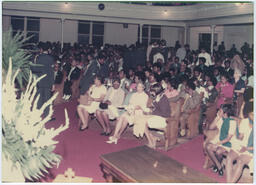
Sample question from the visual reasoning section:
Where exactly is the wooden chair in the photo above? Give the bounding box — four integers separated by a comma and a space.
53, 71, 66, 106
204, 102, 217, 130
71, 73, 82, 100
163, 98, 184, 150
186, 103, 201, 138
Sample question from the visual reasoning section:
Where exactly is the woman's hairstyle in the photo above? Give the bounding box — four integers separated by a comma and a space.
137, 81, 145, 89
168, 78, 178, 89
112, 77, 121, 84
186, 80, 196, 90
94, 75, 104, 84
135, 71, 146, 83
150, 83, 164, 96
243, 101, 253, 118
220, 72, 229, 80
144, 67, 152, 73
220, 104, 235, 117
209, 76, 217, 86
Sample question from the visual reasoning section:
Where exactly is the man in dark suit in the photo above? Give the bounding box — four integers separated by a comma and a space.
54, 63, 63, 84
79, 52, 106, 95
63, 56, 81, 100
31, 42, 55, 118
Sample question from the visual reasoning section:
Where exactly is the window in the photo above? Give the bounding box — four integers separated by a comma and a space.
11, 16, 40, 43
142, 25, 149, 45
150, 25, 161, 43
92, 21, 104, 47
27, 17, 40, 43
11, 16, 24, 37
138, 24, 161, 45
78, 20, 90, 44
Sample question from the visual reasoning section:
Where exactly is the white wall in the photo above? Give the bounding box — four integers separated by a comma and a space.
40, 18, 61, 42
189, 26, 224, 50
2, 15, 11, 32
161, 26, 182, 47
104, 22, 138, 46
223, 25, 253, 51
63, 19, 78, 44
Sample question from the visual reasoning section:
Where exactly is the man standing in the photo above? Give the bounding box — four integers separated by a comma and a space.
62, 56, 81, 100
196, 48, 213, 67
176, 44, 186, 62
79, 52, 106, 95
31, 42, 55, 118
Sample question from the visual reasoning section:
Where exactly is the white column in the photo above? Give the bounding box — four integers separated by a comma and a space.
61, 18, 64, 51
210, 25, 216, 55
139, 24, 143, 43
24, 17, 27, 37
89, 21, 93, 44
148, 25, 151, 45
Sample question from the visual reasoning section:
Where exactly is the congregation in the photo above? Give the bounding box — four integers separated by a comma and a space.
28, 39, 253, 183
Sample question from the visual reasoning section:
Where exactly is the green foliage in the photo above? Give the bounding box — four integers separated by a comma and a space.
2, 104, 62, 181
2, 28, 33, 88
2, 37, 69, 182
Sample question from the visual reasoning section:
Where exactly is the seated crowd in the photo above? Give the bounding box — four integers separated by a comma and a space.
27, 40, 253, 183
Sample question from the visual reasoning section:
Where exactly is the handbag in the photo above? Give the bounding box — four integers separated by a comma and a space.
99, 102, 108, 110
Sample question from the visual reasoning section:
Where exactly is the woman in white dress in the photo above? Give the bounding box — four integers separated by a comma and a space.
95, 78, 125, 136
106, 82, 148, 144
77, 75, 107, 131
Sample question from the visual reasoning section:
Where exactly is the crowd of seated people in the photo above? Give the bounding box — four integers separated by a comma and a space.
24, 40, 253, 182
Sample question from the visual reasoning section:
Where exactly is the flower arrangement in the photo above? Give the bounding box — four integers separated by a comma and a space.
2, 29, 70, 182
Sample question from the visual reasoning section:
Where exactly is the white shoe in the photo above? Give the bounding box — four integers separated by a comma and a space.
180, 129, 186, 137
66, 95, 71, 100
106, 137, 118, 144
62, 95, 67, 100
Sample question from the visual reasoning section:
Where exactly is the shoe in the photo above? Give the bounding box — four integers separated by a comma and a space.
105, 131, 112, 136
62, 95, 67, 100
49, 117, 56, 122
100, 132, 106, 136
212, 166, 218, 173
218, 169, 224, 176
106, 137, 118, 144
180, 129, 186, 137
66, 95, 71, 100
79, 125, 88, 131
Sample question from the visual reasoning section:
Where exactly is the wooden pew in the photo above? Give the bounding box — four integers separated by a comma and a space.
53, 71, 66, 106
71, 72, 82, 100
186, 103, 201, 139
164, 98, 184, 150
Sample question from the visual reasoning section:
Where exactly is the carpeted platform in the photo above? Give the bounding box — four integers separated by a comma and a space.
43, 99, 226, 183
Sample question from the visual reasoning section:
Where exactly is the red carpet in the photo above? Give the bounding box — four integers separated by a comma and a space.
44, 99, 226, 183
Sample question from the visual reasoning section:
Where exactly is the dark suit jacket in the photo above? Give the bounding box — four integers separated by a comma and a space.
79, 60, 100, 94
54, 70, 63, 84
67, 67, 81, 81
99, 61, 109, 79
31, 53, 54, 88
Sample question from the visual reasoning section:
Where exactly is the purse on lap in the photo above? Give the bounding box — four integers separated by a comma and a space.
99, 102, 108, 109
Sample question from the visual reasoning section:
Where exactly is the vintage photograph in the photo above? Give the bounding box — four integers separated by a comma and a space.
2, 1, 254, 183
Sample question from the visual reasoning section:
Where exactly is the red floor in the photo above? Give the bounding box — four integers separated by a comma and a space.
43, 99, 226, 183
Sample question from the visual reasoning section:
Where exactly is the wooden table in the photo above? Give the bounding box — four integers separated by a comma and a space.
100, 145, 216, 183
